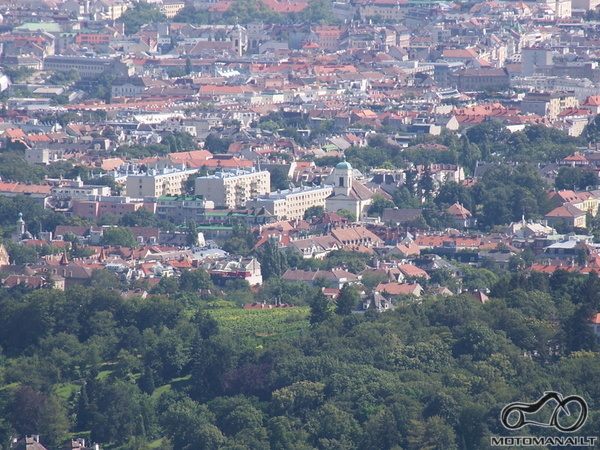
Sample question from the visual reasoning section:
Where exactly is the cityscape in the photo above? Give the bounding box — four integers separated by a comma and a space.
0, 0, 598, 449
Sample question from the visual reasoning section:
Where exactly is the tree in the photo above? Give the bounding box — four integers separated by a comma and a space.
90, 381, 148, 445
367, 194, 395, 217
223, 0, 284, 24
117, 1, 167, 35
187, 220, 199, 247
204, 134, 232, 154
10, 385, 70, 449
584, 113, 600, 143
297, 0, 335, 24
120, 208, 159, 228
100, 227, 138, 247
337, 209, 357, 222
555, 166, 598, 190
309, 290, 332, 325
270, 166, 290, 191
173, 6, 209, 24
257, 238, 287, 280
303, 205, 325, 220
335, 284, 360, 315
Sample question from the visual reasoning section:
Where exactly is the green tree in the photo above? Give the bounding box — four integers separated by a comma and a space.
309, 290, 332, 325
223, 0, 284, 23
100, 227, 138, 247
118, 1, 167, 35
204, 134, 232, 154
555, 166, 598, 190
335, 284, 360, 315
257, 238, 287, 280
303, 205, 325, 220
173, 6, 209, 24
187, 220, 199, 247
297, 0, 335, 24
270, 166, 290, 191
337, 209, 357, 222
367, 194, 395, 217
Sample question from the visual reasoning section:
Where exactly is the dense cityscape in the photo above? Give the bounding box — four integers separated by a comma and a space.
0, 0, 598, 449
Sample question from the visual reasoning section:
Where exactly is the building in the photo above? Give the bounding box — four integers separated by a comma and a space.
544, 204, 587, 228
126, 167, 199, 198
326, 159, 375, 220
156, 195, 213, 224
208, 257, 263, 286
194, 168, 270, 209
450, 68, 510, 91
49, 178, 112, 205
247, 185, 334, 220
520, 92, 578, 120
521, 48, 554, 77
447, 202, 477, 228
0, 182, 52, 207
10, 435, 48, 450
161, 0, 186, 18
281, 268, 359, 288
72, 196, 155, 220
43, 55, 132, 79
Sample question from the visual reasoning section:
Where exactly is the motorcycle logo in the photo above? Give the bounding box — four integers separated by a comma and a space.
501, 391, 588, 433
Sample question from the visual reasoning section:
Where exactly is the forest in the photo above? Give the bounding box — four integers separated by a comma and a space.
0, 266, 598, 449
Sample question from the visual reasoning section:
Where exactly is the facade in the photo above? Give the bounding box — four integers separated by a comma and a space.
247, 185, 334, 220
544, 204, 587, 228
72, 196, 155, 220
43, 55, 132, 79
194, 168, 270, 209
326, 160, 374, 220
520, 92, 578, 120
50, 178, 111, 202
126, 167, 199, 198
208, 257, 263, 286
161, 0, 186, 18
450, 68, 510, 91
156, 195, 213, 224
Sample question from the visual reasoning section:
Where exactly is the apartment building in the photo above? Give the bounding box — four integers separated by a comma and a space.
195, 168, 270, 209
520, 92, 578, 120
161, 0, 186, 18
247, 185, 334, 220
72, 196, 155, 220
126, 167, 199, 198
156, 195, 213, 224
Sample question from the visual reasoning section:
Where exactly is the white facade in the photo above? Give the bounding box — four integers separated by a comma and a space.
126, 167, 199, 198
195, 168, 270, 209
247, 185, 334, 220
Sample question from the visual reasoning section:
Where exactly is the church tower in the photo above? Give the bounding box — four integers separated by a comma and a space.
16, 212, 25, 237
333, 159, 352, 196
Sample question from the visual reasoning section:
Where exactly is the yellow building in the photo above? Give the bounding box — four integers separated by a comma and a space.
126, 167, 199, 198
161, 0, 186, 18
195, 168, 270, 209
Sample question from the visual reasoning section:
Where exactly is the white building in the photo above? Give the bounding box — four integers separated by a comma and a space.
247, 185, 334, 220
326, 160, 375, 221
195, 168, 270, 209
126, 167, 199, 198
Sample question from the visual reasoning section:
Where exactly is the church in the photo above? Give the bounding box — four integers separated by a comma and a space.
326, 159, 375, 220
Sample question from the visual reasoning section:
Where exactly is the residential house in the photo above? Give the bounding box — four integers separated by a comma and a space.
281, 268, 359, 288
544, 204, 587, 229
447, 202, 477, 228
375, 281, 424, 298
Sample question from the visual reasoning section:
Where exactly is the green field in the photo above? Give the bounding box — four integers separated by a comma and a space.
208, 307, 310, 336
